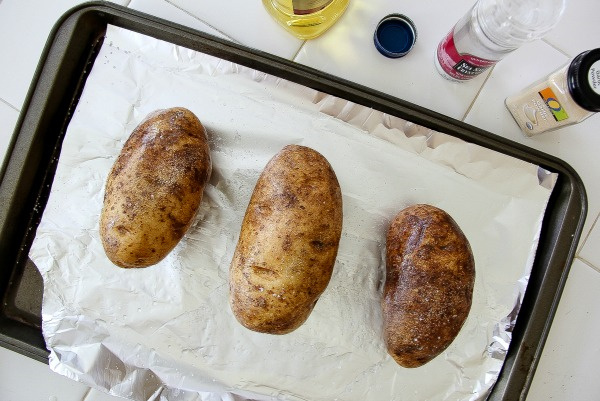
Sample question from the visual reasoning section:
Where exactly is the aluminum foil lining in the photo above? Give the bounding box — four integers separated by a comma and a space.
29, 25, 557, 401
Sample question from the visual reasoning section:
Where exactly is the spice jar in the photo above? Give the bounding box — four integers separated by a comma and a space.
505, 48, 600, 136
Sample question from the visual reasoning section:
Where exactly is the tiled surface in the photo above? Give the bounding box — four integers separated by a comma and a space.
0, 100, 18, 166
294, 0, 490, 120
0, 0, 128, 111
129, 0, 230, 40
463, 38, 600, 243
0, 347, 90, 401
527, 259, 600, 401
580, 214, 600, 272
1, 0, 600, 400
167, 0, 303, 59
544, 0, 600, 57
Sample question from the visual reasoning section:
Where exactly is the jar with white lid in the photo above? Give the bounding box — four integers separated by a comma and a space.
505, 48, 600, 136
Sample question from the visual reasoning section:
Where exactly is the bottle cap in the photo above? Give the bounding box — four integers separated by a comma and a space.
373, 14, 417, 58
568, 48, 600, 112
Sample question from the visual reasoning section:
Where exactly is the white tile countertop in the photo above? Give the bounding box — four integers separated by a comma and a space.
1, 0, 599, 400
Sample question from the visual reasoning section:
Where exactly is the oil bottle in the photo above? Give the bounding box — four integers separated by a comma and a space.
262, 0, 350, 40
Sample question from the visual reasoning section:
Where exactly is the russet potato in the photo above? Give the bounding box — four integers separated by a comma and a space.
100, 107, 211, 268
229, 145, 343, 334
383, 204, 475, 367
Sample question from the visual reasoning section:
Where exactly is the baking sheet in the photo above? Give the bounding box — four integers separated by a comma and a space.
29, 25, 556, 401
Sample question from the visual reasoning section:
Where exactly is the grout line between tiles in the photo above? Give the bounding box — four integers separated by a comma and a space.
81, 387, 93, 401
576, 256, 600, 275
460, 67, 494, 122
0, 97, 19, 112
291, 41, 307, 62
575, 210, 600, 259
161, 0, 239, 43
541, 38, 571, 58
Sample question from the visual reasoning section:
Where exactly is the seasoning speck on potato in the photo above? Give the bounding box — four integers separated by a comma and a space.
383, 204, 475, 368
229, 145, 343, 334
100, 107, 212, 268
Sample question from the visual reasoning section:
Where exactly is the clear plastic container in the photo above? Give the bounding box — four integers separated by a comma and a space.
435, 0, 566, 81
262, 0, 350, 40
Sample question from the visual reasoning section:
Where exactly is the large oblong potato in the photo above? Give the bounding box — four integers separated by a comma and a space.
383, 204, 475, 368
100, 107, 211, 268
229, 145, 343, 334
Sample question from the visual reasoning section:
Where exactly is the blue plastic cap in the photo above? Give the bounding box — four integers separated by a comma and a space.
374, 14, 417, 58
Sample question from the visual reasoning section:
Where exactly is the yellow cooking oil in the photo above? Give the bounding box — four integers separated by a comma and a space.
262, 0, 350, 40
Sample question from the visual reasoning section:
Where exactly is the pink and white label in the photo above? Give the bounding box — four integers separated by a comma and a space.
437, 29, 497, 80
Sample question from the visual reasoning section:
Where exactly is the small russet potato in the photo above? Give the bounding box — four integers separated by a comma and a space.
229, 145, 343, 334
383, 204, 475, 368
100, 107, 211, 268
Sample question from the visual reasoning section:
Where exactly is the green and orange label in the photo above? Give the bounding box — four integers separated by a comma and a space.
538, 87, 569, 121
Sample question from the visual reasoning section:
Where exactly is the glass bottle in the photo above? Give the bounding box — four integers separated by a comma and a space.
505, 48, 600, 136
262, 0, 350, 40
435, 0, 566, 81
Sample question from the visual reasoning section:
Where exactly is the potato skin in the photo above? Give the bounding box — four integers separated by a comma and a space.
100, 107, 211, 268
383, 204, 475, 368
229, 145, 343, 334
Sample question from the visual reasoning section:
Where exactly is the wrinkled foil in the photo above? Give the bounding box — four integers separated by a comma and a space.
29, 26, 557, 401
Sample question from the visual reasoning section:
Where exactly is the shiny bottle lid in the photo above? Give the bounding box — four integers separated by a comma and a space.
373, 14, 417, 58
568, 48, 600, 112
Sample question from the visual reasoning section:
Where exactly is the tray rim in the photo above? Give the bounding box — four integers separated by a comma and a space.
0, 1, 588, 399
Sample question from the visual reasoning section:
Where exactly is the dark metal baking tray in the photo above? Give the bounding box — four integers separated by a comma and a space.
0, 2, 587, 400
